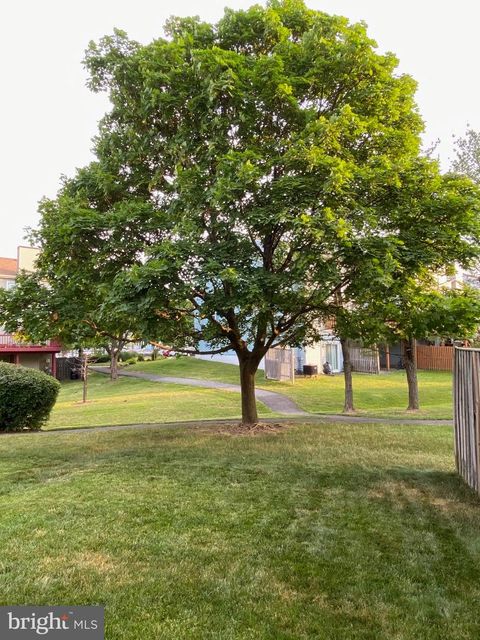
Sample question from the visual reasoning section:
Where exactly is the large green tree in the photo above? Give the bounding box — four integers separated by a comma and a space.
30, 0, 480, 425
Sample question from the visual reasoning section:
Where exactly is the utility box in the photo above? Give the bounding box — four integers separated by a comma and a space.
303, 364, 318, 376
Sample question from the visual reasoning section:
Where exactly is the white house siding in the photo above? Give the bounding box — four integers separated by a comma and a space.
18, 353, 49, 370
295, 339, 343, 374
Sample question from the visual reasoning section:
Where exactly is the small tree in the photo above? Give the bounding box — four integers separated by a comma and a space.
332, 304, 386, 413
0, 266, 138, 382
392, 284, 480, 411
340, 279, 480, 412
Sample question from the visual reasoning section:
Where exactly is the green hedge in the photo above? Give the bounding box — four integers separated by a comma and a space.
0, 363, 60, 432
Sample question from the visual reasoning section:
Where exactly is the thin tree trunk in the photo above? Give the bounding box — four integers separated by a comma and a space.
110, 351, 119, 381
341, 337, 355, 413
238, 355, 259, 425
402, 337, 419, 411
82, 353, 88, 404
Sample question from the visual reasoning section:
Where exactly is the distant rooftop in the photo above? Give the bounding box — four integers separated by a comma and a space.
0, 257, 17, 277
0, 247, 39, 278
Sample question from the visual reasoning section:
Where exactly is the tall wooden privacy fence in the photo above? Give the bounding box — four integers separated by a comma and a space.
417, 345, 453, 371
55, 357, 78, 381
454, 347, 480, 494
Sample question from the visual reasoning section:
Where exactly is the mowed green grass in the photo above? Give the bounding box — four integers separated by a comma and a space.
47, 372, 274, 430
263, 370, 453, 419
132, 358, 453, 419
1, 423, 479, 639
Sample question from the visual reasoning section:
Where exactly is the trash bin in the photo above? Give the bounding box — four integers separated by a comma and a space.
303, 364, 318, 376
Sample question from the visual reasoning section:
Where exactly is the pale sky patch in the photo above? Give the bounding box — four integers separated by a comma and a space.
0, 0, 478, 257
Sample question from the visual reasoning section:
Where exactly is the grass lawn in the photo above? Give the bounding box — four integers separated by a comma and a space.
131, 358, 453, 419
1, 422, 479, 639
46, 372, 274, 430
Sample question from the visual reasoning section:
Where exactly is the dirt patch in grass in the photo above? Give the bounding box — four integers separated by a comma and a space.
204, 421, 292, 436
368, 481, 464, 514
42, 551, 116, 575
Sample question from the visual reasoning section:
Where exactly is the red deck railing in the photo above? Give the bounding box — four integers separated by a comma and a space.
0, 333, 61, 350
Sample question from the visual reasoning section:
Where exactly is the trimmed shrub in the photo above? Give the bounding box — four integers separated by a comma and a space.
0, 363, 60, 432
137, 353, 145, 362
124, 357, 138, 366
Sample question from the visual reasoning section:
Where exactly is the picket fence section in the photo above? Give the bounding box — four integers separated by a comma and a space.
350, 346, 380, 374
454, 347, 480, 494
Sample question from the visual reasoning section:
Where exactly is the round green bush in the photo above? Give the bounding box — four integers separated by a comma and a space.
0, 363, 60, 432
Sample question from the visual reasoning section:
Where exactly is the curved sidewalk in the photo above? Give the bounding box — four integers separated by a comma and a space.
90, 367, 309, 416
16, 414, 452, 437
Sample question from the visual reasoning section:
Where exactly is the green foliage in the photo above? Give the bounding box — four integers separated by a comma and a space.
0, 271, 100, 351
452, 128, 480, 183
0, 363, 60, 432
337, 278, 480, 345
94, 354, 111, 363
119, 350, 138, 362
75, 0, 479, 362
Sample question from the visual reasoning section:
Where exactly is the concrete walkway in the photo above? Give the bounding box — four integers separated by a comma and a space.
90, 367, 309, 416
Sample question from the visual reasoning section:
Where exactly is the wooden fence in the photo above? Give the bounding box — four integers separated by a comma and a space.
453, 347, 480, 494
56, 356, 79, 381
416, 345, 453, 371
265, 347, 295, 382
350, 346, 380, 374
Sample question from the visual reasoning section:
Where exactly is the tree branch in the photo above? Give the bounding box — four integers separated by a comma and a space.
149, 341, 233, 356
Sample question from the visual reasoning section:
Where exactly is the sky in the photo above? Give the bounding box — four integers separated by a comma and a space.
1, 0, 479, 258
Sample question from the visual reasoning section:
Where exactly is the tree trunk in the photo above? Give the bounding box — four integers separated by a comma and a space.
238, 356, 259, 425
402, 337, 419, 411
341, 337, 355, 413
82, 353, 88, 404
110, 351, 119, 381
